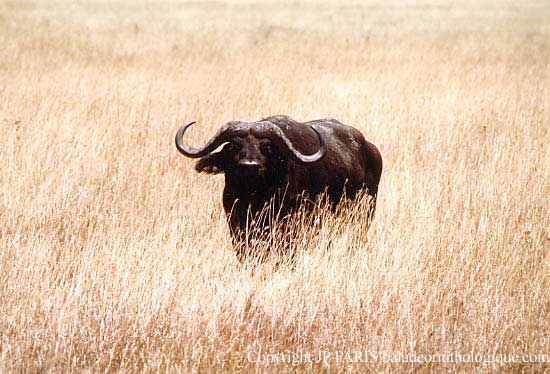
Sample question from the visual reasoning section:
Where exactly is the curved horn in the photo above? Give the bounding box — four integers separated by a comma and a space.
175, 121, 234, 158
266, 124, 327, 163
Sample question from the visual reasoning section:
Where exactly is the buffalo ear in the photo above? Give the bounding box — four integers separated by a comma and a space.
195, 152, 226, 174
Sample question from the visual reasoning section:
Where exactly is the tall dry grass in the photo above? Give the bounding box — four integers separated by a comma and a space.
1, 0, 549, 372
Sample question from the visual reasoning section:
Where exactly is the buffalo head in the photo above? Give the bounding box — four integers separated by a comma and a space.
175, 120, 326, 179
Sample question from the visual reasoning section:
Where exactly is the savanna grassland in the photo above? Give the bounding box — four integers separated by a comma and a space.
1, 0, 549, 372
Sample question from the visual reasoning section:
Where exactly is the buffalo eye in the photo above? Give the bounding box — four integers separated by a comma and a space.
226, 142, 241, 152
260, 143, 272, 154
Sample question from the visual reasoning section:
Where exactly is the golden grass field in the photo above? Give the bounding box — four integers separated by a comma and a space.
1, 0, 549, 372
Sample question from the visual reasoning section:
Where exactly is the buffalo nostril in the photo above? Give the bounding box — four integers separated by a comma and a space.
237, 160, 263, 175
239, 160, 260, 167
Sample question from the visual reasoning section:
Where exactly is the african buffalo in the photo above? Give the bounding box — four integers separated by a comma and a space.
175, 115, 382, 259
